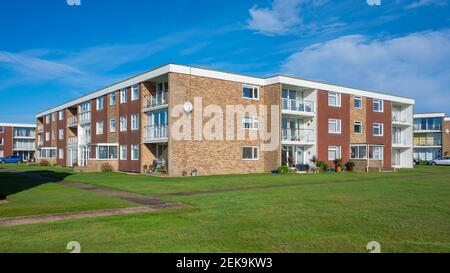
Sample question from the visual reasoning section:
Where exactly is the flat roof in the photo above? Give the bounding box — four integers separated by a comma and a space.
0, 123, 36, 128
413, 113, 446, 118
36, 64, 416, 117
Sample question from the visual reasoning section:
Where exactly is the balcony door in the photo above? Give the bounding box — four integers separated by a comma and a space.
392, 127, 402, 145
282, 146, 305, 167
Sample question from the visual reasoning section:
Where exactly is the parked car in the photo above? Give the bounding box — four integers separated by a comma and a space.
429, 157, 450, 166
0, 156, 23, 164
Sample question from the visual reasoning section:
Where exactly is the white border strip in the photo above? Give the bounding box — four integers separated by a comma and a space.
0, 123, 36, 128
413, 113, 446, 118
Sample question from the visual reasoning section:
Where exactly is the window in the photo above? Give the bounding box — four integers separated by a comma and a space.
97, 145, 118, 160
96, 121, 104, 135
0, 138, 3, 145
0, 126, 3, 133
351, 145, 367, 159
328, 119, 342, 134
45, 115, 50, 124
59, 129, 64, 140
131, 84, 139, 101
45, 132, 50, 141
354, 96, 362, 109
354, 121, 363, 134
328, 146, 341, 161
373, 123, 384, 136
120, 116, 127, 132
120, 145, 127, 160
373, 99, 384, 112
328, 92, 341, 107
51, 113, 56, 122
51, 130, 56, 140
81, 101, 90, 112
41, 148, 56, 159
131, 145, 139, 160
372, 146, 383, 160
0, 151, 3, 157
96, 96, 104, 110
242, 116, 259, 130
242, 146, 259, 160
109, 119, 116, 133
242, 85, 259, 100
110, 92, 116, 106
120, 88, 127, 104
131, 114, 139, 130
59, 110, 64, 120
58, 148, 64, 160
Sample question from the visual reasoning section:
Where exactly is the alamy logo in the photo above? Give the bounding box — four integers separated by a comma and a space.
67, 0, 81, 6
367, 0, 381, 5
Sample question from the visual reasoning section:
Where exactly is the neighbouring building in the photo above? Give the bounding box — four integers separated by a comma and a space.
0, 123, 36, 161
35, 64, 415, 176
413, 113, 450, 161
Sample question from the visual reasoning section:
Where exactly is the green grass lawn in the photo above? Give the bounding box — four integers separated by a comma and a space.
0, 171, 137, 218
0, 164, 449, 252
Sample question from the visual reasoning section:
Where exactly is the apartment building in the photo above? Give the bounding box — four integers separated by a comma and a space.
0, 123, 36, 161
35, 64, 415, 176
413, 113, 449, 161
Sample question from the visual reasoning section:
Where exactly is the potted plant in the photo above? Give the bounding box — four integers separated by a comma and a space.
191, 169, 198, 177
345, 161, 355, 172
334, 158, 343, 172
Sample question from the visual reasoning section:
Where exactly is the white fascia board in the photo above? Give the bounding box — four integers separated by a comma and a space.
445, 117, 450, 121
414, 113, 446, 118
0, 123, 36, 128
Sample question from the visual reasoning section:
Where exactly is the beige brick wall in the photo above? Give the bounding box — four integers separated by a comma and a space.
77, 160, 119, 172
443, 120, 450, 156
167, 73, 281, 176
350, 95, 366, 143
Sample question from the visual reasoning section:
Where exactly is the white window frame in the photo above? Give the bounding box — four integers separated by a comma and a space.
131, 114, 139, 131
373, 123, 384, 136
354, 96, 362, 109
96, 121, 104, 135
0, 126, 3, 133
242, 85, 259, 100
131, 84, 139, 101
96, 144, 119, 160
242, 146, 259, 160
110, 92, 116, 106
242, 116, 259, 130
51, 130, 55, 140
0, 151, 4, 157
328, 92, 341, 107
59, 110, 64, 121
350, 145, 367, 160
0, 138, 3, 146
58, 129, 64, 140
131, 144, 139, 161
51, 113, 56, 122
109, 118, 116, 133
96, 96, 104, 110
45, 132, 50, 141
120, 88, 128, 104
328, 146, 341, 161
45, 115, 50, 124
354, 121, 363, 134
372, 146, 384, 160
120, 145, 127, 160
58, 148, 64, 160
373, 99, 384, 112
120, 116, 127, 132
328, 119, 342, 134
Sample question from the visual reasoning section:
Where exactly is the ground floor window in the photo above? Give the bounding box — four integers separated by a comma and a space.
40, 148, 56, 159
350, 145, 367, 159
97, 145, 118, 160
242, 146, 259, 160
131, 145, 139, 160
328, 146, 341, 161
120, 145, 127, 160
372, 146, 384, 160
58, 148, 64, 160
0, 150, 4, 157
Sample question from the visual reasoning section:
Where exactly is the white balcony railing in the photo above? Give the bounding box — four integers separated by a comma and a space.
144, 125, 168, 141
392, 138, 411, 146
68, 137, 78, 146
282, 129, 315, 143
143, 92, 168, 110
282, 99, 315, 113
37, 125, 43, 133
13, 142, 35, 150
67, 116, 78, 127
79, 111, 91, 124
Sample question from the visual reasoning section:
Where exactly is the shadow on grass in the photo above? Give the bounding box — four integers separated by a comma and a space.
0, 170, 72, 199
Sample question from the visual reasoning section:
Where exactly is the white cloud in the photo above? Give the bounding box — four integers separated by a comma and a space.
246, 0, 328, 35
406, 0, 447, 9
281, 30, 450, 113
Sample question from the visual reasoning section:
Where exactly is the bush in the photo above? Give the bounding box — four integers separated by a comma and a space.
420, 160, 429, 166
101, 163, 113, 173
39, 160, 50, 166
333, 158, 343, 168
345, 161, 355, 171
316, 160, 328, 173
278, 165, 290, 175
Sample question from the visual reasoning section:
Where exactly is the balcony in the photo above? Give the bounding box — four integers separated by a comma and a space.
67, 116, 78, 127
414, 139, 442, 147
37, 125, 43, 133
68, 137, 78, 146
282, 129, 315, 145
143, 92, 168, 112
392, 114, 412, 126
144, 125, 168, 143
392, 137, 411, 148
78, 111, 91, 125
282, 99, 315, 116
13, 142, 35, 151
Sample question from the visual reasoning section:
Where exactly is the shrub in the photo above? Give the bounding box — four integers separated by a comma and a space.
182, 170, 188, 176
345, 161, 355, 171
420, 160, 429, 166
278, 165, 290, 175
316, 160, 328, 173
101, 163, 113, 173
445, 151, 449, 156
333, 158, 343, 168
39, 160, 50, 166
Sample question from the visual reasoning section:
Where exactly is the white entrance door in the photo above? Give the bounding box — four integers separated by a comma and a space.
392, 150, 401, 166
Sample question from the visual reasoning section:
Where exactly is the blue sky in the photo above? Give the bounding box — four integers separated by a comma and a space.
1, 0, 449, 123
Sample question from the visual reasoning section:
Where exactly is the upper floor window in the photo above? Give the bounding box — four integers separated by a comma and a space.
45, 115, 50, 124
328, 119, 342, 134
242, 146, 259, 160
242, 85, 259, 100
51, 113, 56, 122
51, 130, 56, 140
96, 121, 104, 135
120, 116, 127, 132
109, 118, 116, 133
81, 102, 90, 113
131, 114, 139, 130
110, 92, 116, 106
242, 116, 259, 130
354, 121, 363, 134
59, 110, 64, 120
58, 129, 64, 140
328, 92, 341, 107
120, 88, 128, 104
96, 96, 104, 110
45, 132, 50, 141
373, 123, 384, 136
354, 96, 362, 109
328, 146, 341, 161
131, 84, 139, 101
373, 99, 384, 112
0, 126, 3, 133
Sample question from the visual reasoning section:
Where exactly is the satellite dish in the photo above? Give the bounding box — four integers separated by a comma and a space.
183, 102, 193, 114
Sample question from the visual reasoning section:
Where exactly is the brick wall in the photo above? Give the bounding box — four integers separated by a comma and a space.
443, 120, 450, 156
0, 126, 13, 157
